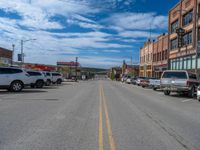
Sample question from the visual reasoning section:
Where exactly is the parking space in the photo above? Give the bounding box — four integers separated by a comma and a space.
119, 81, 200, 106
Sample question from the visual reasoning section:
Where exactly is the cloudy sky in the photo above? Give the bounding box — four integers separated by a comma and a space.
0, 0, 178, 68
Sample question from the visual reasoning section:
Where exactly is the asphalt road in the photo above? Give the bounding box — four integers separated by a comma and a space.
0, 80, 200, 150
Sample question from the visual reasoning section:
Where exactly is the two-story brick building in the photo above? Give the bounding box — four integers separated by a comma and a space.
139, 40, 153, 77
168, 0, 200, 73
152, 33, 169, 78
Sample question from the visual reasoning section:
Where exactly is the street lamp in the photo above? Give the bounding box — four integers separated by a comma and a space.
21, 39, 36, 65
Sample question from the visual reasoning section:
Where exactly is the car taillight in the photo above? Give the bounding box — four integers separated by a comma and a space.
186, 81, 190, 86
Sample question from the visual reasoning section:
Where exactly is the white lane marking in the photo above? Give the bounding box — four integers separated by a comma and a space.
182, 99, 193, 103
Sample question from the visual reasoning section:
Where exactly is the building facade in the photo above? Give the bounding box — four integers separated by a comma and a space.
57, 61, 81, 78
122, 61, 139, 77
168, 0, 200, 73
0, 47, 12, 65
152, 33, 169, 78
140, 40, 153, 77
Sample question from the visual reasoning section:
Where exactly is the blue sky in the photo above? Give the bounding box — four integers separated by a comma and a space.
0, 0, 178, 68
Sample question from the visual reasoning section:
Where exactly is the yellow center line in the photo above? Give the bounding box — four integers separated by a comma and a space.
99, 84, 104, 150
101, 84, 116, 150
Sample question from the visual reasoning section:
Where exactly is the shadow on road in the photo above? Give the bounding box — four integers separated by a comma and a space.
0, 89, 47, 95
169, 93, 197, 100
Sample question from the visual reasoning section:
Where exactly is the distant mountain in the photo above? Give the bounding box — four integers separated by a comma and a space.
81, 67, 108, 73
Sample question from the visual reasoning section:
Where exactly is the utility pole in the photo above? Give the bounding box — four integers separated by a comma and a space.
11, 44, 15, 66
20, 39, 36, 67
75, 57, 78, 81
21, 40, 24, 66
131, 56, 133, 65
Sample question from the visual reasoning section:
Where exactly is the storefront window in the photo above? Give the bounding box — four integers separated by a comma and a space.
191, 56, 196, 69
176, 58, 180, 70
183, 58, 187, 69
170, 61, 173, 70
180, 58, 183, 70
187, 57, 191, 69
172, 60, 175, 70
198, 58, 200, 69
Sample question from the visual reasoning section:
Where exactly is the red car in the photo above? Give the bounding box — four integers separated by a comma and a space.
140, 78, 157, 88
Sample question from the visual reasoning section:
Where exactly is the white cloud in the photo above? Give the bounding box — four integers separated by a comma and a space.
103, 50, 120, 53
119, 31, 159, 38
106, 12, 168, 31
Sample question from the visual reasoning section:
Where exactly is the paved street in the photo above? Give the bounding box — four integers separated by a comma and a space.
0, 80, 200, 150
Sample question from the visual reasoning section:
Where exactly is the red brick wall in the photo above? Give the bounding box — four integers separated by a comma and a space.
0, 47, 12, 59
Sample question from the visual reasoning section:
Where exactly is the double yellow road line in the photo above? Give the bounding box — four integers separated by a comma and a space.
99, 83, 116, 150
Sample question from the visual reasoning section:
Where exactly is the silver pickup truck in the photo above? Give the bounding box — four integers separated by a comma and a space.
160, 70, 200, 98
149, 78, 161, 90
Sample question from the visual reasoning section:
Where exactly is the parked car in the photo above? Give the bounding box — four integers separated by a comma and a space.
27, 71, 45, 88
136, 77, 146, 86
149, 78, 161, 90
42, 71, 52, 86
121, 75, 127, 82
197, 85, 200, 101
0, 67, 31, 92
126, 76, 132, 84
160, 70, 200, 98
51, 72, 63, 84
140, 77, 151, 88
131, 77, 138, 85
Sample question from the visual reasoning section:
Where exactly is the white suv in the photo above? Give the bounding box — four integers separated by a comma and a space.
42, 71, 52, 86
51, 72, 63, 84
26, 71, 46, 88
0, 67, 31, 92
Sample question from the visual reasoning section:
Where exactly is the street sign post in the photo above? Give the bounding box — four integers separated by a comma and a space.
18, 54, 22, 61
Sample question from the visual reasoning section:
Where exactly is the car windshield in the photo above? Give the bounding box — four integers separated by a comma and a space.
162, 72, 187, 79
1, 1, 200, 150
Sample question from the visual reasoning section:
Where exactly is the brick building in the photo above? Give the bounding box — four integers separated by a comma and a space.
122, 61, 139, 77
57, 61, 81, 78
168, 0, 200, 73
0, 47, 13, 65
152, 33, 169, 78
139, 40, 153, 77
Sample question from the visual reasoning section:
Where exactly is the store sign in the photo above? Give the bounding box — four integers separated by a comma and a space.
176, 28, 185, 48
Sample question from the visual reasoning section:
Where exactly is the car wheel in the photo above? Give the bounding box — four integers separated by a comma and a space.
188, 87, 195, 98
164, 90, 170, 96
57, 79, 62, 84
46, 80, 51, 86
36, 80, 44, 88
153, 87, 157, 91
10, 81, 23, 92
